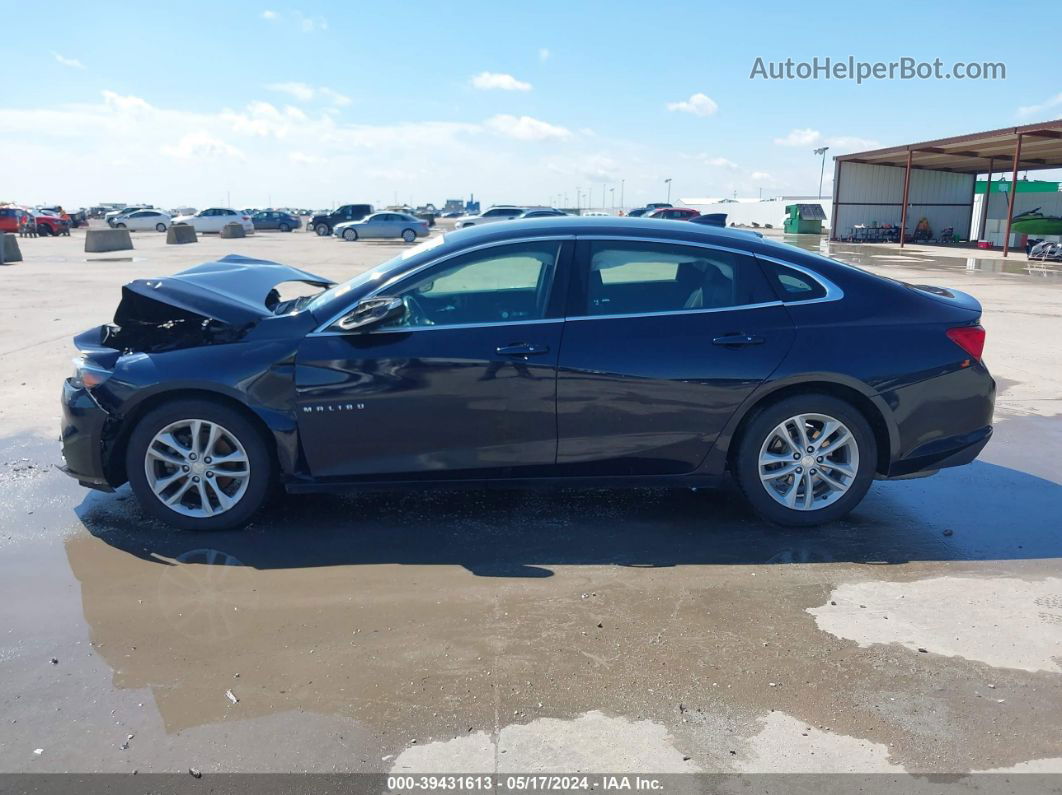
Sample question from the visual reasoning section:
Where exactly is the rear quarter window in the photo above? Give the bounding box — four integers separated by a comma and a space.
759, 260, 828, 302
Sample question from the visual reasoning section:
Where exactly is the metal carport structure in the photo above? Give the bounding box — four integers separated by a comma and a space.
831, 120, 1062, 256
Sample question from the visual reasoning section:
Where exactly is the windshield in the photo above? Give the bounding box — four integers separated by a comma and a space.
305, 233, 447, 315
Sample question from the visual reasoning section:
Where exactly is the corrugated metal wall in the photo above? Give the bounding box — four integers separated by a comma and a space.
833, 162, 975, 240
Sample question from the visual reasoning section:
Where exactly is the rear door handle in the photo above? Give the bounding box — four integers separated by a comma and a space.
496, 343, 550, 356
712, 334, 765, 347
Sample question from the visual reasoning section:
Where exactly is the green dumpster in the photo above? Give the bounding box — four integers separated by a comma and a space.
783, 203, 826, 234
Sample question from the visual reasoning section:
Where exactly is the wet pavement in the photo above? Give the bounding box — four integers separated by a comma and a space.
0, 227, 1060, 774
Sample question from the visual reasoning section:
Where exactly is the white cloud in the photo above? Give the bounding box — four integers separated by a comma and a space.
774, 128, 822, 146
161, 131, 245, 161
471, 72, 532, 92
703, 155, 738, 169
665, 93, 718, 118
260, 10, 327, 31
538, 48, 551, 62
826, 135, 879, 152
485, 114, 570, 141
52, 52, 85, 70
294, 12, 328, 32
265, 82, 349, 106
750, 171, 773, 181
1017, 92, 1062, 117
289, 151, 321, 165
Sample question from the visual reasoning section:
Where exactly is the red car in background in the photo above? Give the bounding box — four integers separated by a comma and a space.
32, 210, 67, 236
0, 206, 22, 233
648, 207, 700, 221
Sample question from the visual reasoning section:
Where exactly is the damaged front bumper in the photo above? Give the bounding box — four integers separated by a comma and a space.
59, 378, 115, 491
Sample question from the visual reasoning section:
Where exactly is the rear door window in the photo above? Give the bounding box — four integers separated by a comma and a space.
578, 241, 774, 316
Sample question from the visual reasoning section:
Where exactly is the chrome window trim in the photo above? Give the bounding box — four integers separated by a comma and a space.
753, 254, 845, 305
566, 300, 784, 323
311, 318, 565, 337
311, 235, 575, 334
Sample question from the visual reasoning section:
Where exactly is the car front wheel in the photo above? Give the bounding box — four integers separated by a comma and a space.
155, 223, 167, 232
734, 394, 876, 527
278, 223, 290, 233
126, 399, 273, 531
342, 228, 358, 241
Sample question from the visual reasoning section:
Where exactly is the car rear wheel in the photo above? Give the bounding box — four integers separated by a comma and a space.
315, 223, 330, 236
401, 228, 416, 243
126, 399, 273, 531
733, 394, 876, 527
37, 224, 51, 236
155, 223, 167, 232
342, 228, 358, 241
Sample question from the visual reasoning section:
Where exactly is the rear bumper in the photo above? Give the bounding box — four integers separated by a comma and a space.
59, 378, 114, 491
881, 361, 995, 477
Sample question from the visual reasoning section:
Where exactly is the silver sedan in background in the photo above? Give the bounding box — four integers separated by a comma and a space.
333, 212, 429, 242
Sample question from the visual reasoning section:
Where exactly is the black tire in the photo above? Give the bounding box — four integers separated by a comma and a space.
278, 223, 290, 233
401, 228, 416, 243
155, 223, 167, 232
126, 398, 274, 531
733, 393, 876, 527
37, 224, 51, 236
315, 223, 330, 236
115, 223, 126, 229
342, 227, 358, 241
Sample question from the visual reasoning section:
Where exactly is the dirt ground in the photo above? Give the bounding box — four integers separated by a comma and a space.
0, 224, 1059, 777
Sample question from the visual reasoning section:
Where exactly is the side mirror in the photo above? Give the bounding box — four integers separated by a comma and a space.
336, 296, 405, 332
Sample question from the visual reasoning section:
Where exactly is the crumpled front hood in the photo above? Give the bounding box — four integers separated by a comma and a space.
121, 254, 334, 326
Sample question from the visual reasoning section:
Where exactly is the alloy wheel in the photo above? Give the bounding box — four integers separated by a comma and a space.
757, 413, 859, 511
143, 419, 251, 518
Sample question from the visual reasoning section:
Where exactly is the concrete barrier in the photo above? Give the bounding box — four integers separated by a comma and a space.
84, 228, 133, 253
220, 222, 246, 239
166, 223, 198, 244
0, 233, 22, 263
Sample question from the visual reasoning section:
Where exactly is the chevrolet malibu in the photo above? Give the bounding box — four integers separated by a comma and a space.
60, 218, 994, 531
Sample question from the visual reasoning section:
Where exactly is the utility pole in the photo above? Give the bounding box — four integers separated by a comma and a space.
620, 179, 625, 212
576, 186, 581, 212
609, 187, 615, 211
664, 178, 672, 204
814, 146, 830, 199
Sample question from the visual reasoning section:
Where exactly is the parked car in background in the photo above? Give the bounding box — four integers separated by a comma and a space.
172, 208, 254, 234
106, 206, 152, 226
0, 206, 23, 233
581, 210, 610, 217
649, 207, 700, 221
690, 213, 728, 228
518, 208, 569, 219
59, 218, 995, 530
251, 210, 301, 232
112, 209, 172, 232
441, 210, 466, 218
626, 207, 650, 218
645, 202, 673, 211
333, 212, 429, 242
311, 204, 374, 236
32, 211, 66, 236
456, 206, 526, 228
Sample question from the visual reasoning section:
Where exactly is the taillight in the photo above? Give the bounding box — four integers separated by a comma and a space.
946, 325, 985, 360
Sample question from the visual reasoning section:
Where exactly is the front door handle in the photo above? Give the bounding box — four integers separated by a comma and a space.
712, 334, 765, 347
496, 343, 550, 356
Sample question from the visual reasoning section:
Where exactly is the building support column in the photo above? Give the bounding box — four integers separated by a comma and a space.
1002, 134, 1023, 258
978, 158, 993, 241
899, 150, 912, 248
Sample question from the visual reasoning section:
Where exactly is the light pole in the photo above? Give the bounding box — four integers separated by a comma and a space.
620, 179, 625, 212
609, 187, 615, 211
814, 146, 830, 199
576, 186, 581, 212
664, 178, 672, 204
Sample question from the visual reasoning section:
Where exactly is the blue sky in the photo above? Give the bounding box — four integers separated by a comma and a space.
2, 0, 1060, 209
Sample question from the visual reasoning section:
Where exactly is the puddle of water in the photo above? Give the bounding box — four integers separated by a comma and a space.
808, 576, 1062, 673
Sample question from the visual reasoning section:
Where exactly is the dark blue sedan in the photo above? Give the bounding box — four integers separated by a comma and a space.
60, 218, 993, 530
250, 210, 301, 232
